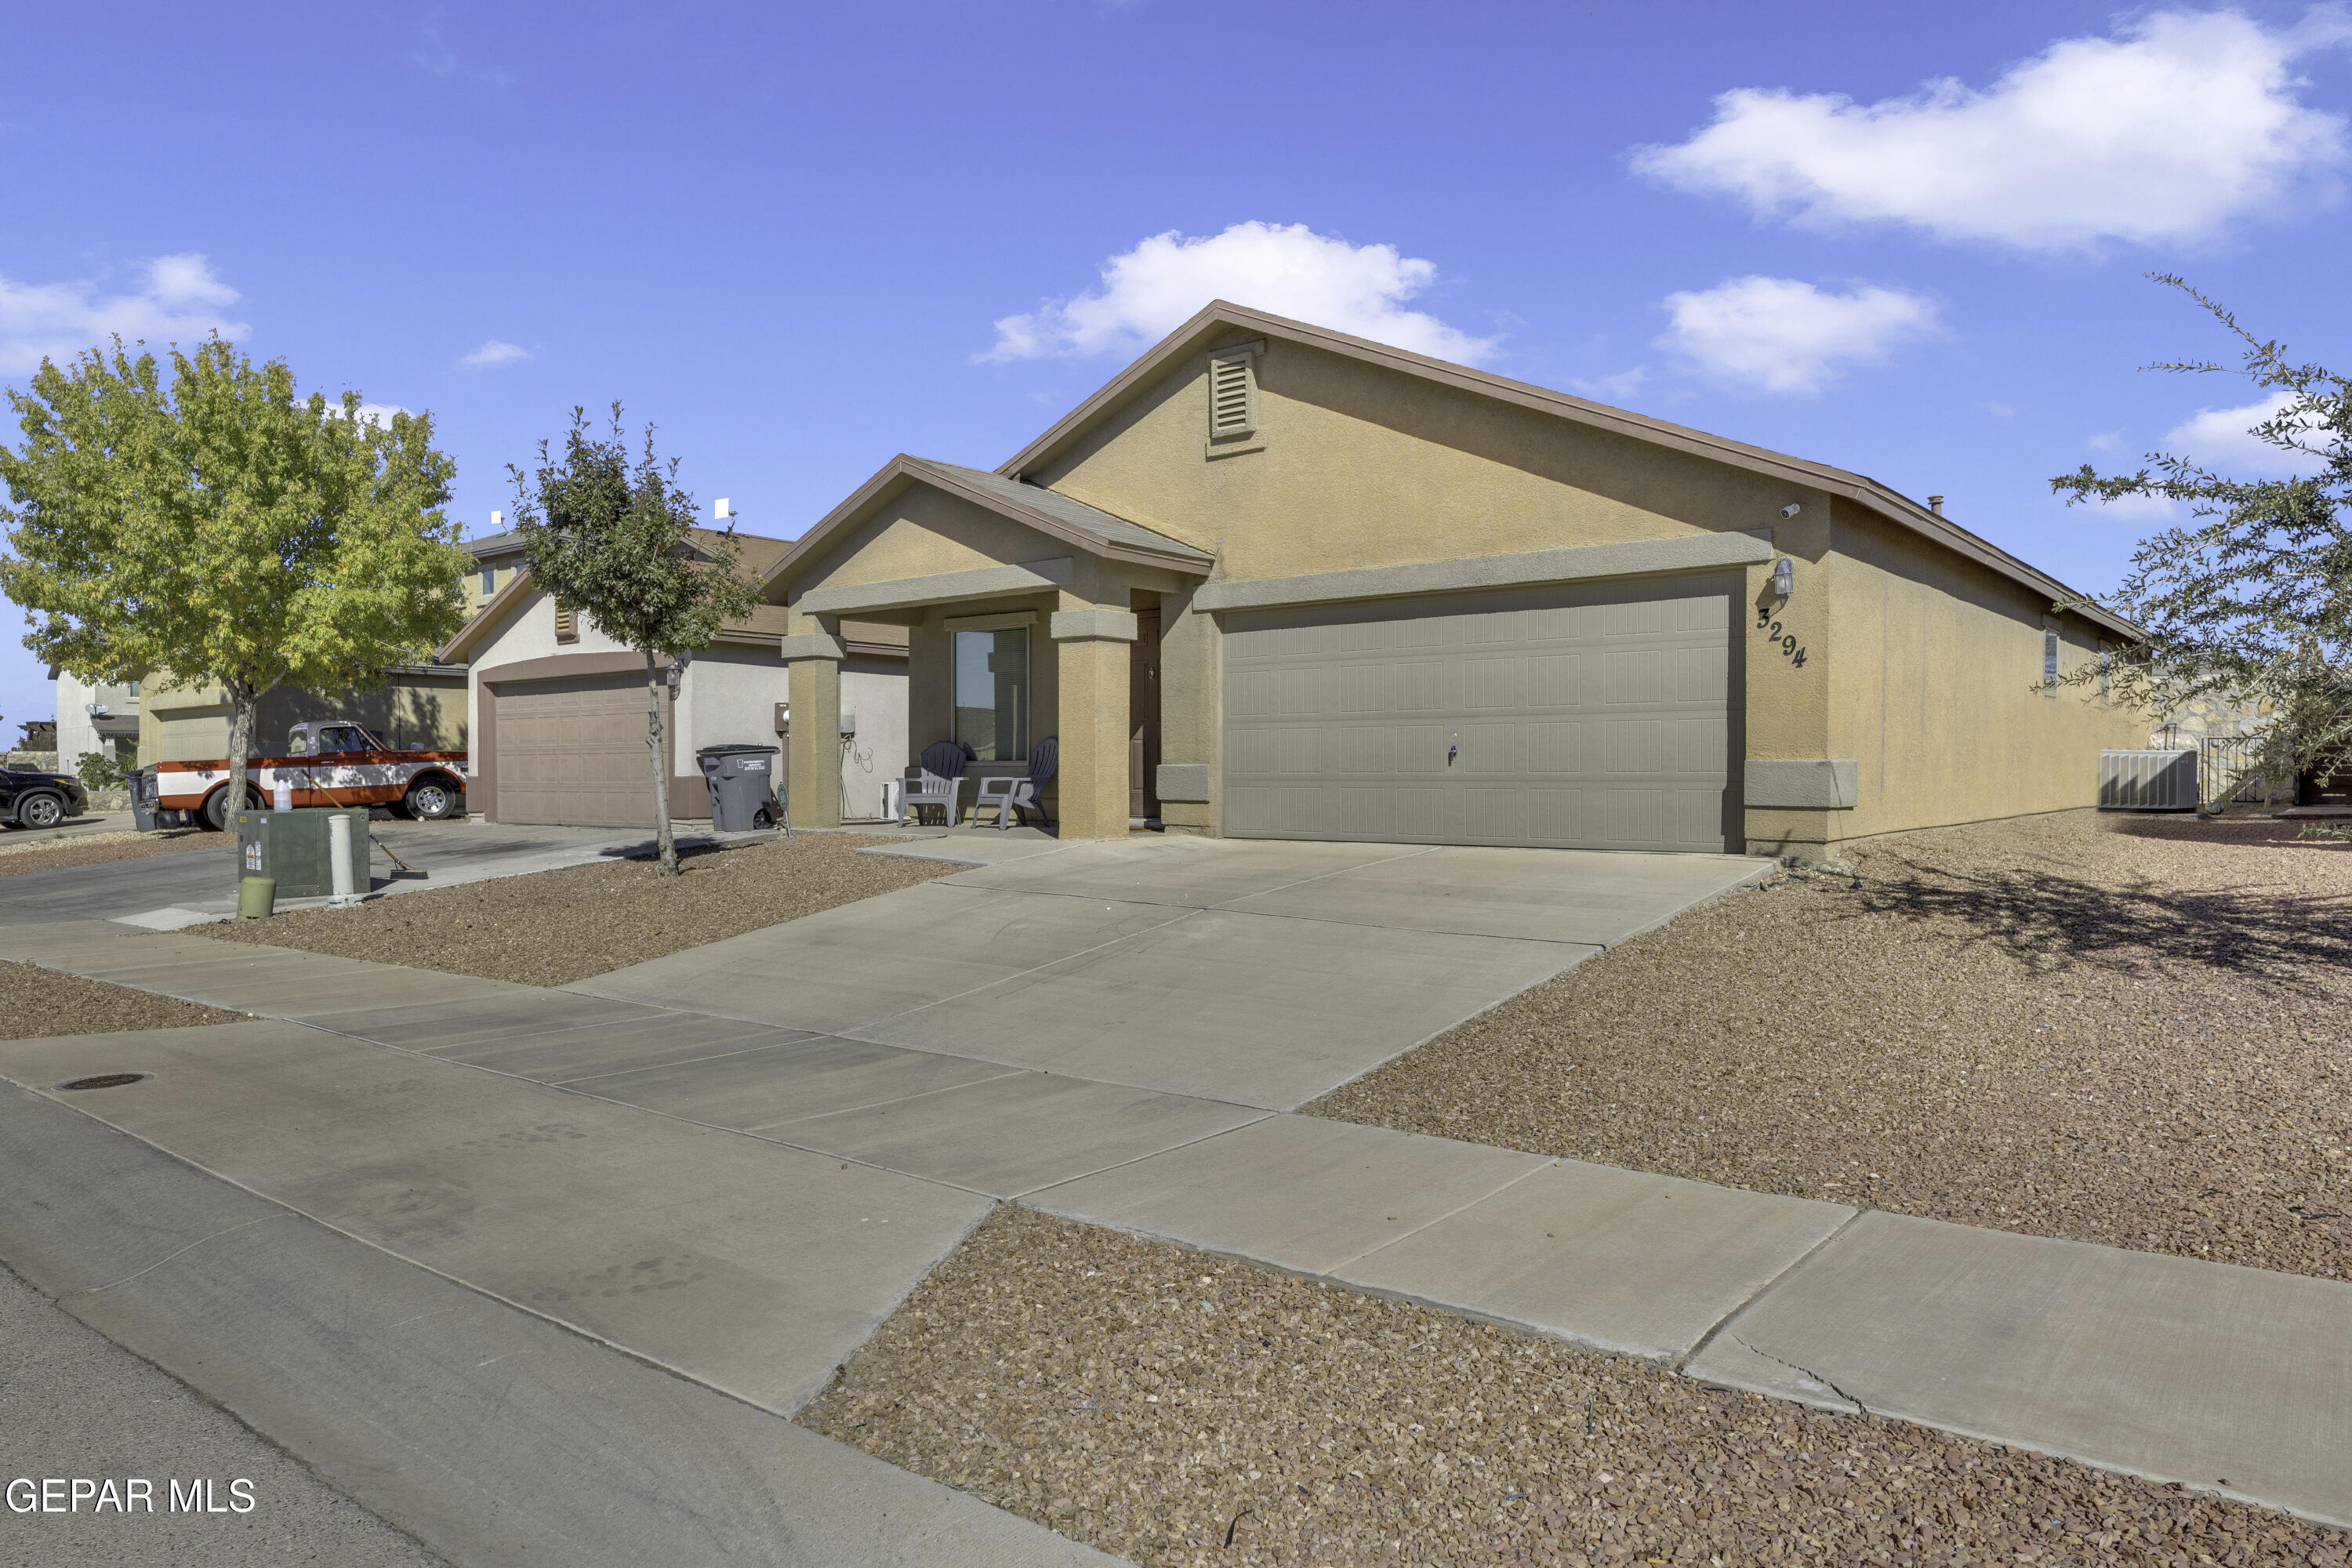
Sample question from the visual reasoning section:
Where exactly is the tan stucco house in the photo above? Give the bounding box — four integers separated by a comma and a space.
772, 301, 2145, 860
129, 532, 525, 767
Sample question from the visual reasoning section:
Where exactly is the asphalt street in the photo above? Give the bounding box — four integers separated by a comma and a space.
0, 1259, 447, 1568
0, 821, 659, 927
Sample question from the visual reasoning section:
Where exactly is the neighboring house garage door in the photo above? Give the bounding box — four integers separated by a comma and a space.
495, 674, 655, 827
1222, 575, 1737, 852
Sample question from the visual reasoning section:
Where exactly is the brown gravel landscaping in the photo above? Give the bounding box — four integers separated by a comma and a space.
191, 832, 954, 986
0, 827, 215, 880
1308, 810, 2352, 1283
804, 1205, 2349, 1567
0, 958, 247, 1039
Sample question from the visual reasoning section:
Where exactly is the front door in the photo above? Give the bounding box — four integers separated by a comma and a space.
1129, 608, 1161, 822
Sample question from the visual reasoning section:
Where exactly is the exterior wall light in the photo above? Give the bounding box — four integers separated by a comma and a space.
1772, 557, 1795, 598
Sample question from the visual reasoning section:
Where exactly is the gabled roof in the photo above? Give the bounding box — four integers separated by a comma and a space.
464, 529, 530, 561
762, 453, 1213, 596
438, 527, 799, 664
998, 301, 2143, 641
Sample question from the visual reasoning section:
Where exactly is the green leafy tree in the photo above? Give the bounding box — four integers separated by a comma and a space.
1, 336, 470, 827
508, 405, 759, 876
2053, 276, 2351, 800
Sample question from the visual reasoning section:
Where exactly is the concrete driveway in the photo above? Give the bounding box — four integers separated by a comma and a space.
576, 835, 1770, 1109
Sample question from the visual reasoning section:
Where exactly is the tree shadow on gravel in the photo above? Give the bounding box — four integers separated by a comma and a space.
1849, 855, 2352, 985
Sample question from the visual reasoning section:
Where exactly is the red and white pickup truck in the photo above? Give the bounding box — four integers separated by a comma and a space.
136, 721, 469, 832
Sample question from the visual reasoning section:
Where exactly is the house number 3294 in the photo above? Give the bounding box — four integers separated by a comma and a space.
1756, 607, 1809, 668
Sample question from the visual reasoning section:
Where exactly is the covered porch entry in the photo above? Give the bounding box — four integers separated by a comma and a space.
765, 458, 1211, 840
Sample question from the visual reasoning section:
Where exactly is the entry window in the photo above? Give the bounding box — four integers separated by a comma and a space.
953, 627, 1029, 762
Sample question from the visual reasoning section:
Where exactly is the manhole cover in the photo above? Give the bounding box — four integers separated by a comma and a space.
57, 1073, 150, 1091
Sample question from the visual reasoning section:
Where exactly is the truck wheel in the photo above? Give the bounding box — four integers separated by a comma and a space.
16, 793, 64, 830
404, 778, 461, 821
199, 786, 258, 833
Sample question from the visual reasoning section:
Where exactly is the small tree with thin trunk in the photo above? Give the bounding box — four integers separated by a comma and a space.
1, 336, 469, 827
508, 405, 758, 877
2052, 276, 2351, 800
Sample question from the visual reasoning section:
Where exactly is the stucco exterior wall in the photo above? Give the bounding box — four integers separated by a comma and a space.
1791, 499, 2147, 853
840, 659, 910, 821
789, 488, 1068, 621
680, 652, 789, 775
54, 673, 140, 770
139, 672, 467, 762
1031, 336, 1817, 580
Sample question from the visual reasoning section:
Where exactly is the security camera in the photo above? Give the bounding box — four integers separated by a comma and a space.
1779, 502, 1802, 519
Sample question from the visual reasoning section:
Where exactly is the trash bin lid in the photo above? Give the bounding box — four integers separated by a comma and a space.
696, 743, 782, 759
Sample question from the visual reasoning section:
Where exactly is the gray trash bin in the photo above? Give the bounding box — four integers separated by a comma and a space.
698, 745, 782, 832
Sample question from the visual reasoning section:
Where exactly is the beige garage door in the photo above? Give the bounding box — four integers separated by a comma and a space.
496, 675, 655, 827
1222, 575, 1738, 852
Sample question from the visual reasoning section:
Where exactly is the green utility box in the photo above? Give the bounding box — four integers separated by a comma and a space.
234, 808, 371, 899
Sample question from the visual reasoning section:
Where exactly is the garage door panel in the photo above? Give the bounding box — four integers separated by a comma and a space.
1463, 657, 1520, 710
1341, 786, 1394, 837
1603, 649, 1668, 706
1607, 790, 1664, 844
1465, 608, 1526, 645
495, 675, 658, 828
1225, 575, 1737, 853
1675, 716, 1727, 774
1604, 719, 1663, 774
1341, 726, 1395, 775
1604, 600, 1667, 637
1396, 724, 1450, 775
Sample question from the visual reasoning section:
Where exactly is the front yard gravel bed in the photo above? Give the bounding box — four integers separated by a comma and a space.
803, 1206, 2348, 1567
0, 827, 214, 880
1308, 811, 2352, 1282
1, 958, 248, 1039
191, 832, 954, 986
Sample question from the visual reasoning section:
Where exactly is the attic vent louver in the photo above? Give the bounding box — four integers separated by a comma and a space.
1204, 341, 1267, 459
1210, 355, 1252, 436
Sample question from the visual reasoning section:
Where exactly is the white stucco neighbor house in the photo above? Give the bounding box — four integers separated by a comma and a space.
436, 528, 909, 826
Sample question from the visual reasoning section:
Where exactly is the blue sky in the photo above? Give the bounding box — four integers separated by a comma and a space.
5, 1, 2349, 736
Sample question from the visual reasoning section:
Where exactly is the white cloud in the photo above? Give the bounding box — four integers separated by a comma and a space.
2087, 429, 2125, 451
1570, 366, 1649, 403
1654, 276, 1939, 395
984, 221, 1500, 365
2162, 389, 2333, 476
0, 254, 248, 376
2089, 492, 2180, 521
1632, 9, 2352, 252
461, 339, 529, 368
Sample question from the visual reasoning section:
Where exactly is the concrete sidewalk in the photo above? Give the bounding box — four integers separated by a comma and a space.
6, 837, 2350, 1536
0, 1079, 1115, 1568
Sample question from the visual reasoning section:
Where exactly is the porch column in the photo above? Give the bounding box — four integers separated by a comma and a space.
1050, 608, 1138, 840
782, 630, 846, 829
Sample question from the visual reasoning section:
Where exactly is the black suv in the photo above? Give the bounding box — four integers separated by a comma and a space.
0, 768, 89, 830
